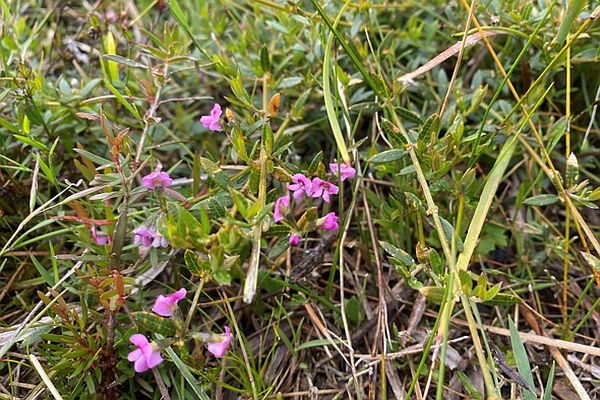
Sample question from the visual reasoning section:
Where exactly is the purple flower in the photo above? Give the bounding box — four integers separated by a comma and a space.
133, 226, 168, 248
200, 104, 223, 131
127, 334, 164, 373
330, 162, 356, 181
289, 234, 300, 246
207, 326, 231, 358
151, 288, 187, 317
142, 171, 173, 190
90, 226, 110, 245
310, 178, 339, 203
273, 194, 290, 223
289, 173, 313, 200
320, 212, 339, 231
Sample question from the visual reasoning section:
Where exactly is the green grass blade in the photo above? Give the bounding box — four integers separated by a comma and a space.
456, 84, 553, 273
542, 361, 556, 400
468, 0, 555, 167
309, 0, 388, 98
162, 343, 210, 400
509, 317, 537, 399
323, 13, 351, 165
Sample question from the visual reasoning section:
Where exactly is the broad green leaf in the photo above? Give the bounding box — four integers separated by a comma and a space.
523, 194, 560, 206
370, 149, 405, 164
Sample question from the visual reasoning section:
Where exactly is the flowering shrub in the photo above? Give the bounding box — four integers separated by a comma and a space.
6, 0, 596, 398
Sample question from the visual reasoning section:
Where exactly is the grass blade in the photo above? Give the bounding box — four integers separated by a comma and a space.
509, 317, 537, 399
322, 8, 351, 165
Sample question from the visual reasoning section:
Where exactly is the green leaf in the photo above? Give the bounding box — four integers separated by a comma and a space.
134, 312, 177, 337
102, 54, 148, 69
309, 0, 388, 98
429, 248, 444, 276
162, 342, 210, 400
418, 113, 439, 143
482, 293, 522, 307
370, 149, 405, 163
184, 249, 208, 277
419, 286, 445, 303
105, 31, 119, 82
323, 25, 351, 165
581, 251, 600, 275
380, 118, 407, 146
260, 45, 270, 73
394, 106, 424, 125
103, 78, 142, 120
458, 270, 472, 295
213, 268, 232, 286
542, 362, 556, 400
278, 76, 303, 89
523, 194, 560, 206
380, 241, 417, 268
509, 317, 537, 400
390, 258, 422, 289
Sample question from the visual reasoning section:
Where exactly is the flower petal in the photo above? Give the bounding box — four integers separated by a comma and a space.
130, 334, 149, 347
127, 348, 142, 362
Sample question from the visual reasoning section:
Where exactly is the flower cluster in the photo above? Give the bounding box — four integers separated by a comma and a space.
134, 169, 174, 250
128, 288, 232, 373
274, 162, 355, 245
133, 226, 168, 249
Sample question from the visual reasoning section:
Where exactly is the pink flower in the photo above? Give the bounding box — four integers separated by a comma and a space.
289, 234, 300, 246
142, 171, 173, 190
330, 163, 356, 181
127, 334, 164, 373
90, 226, 110, 245
207, 326, 231, 358
310, 178, 339, 203
320, 212, 339, 231
200, 104, 223, 131
273, 194, 290, 223
152, 288, 187, 317
289, 173, 313, 200
134, 226, 168, 248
